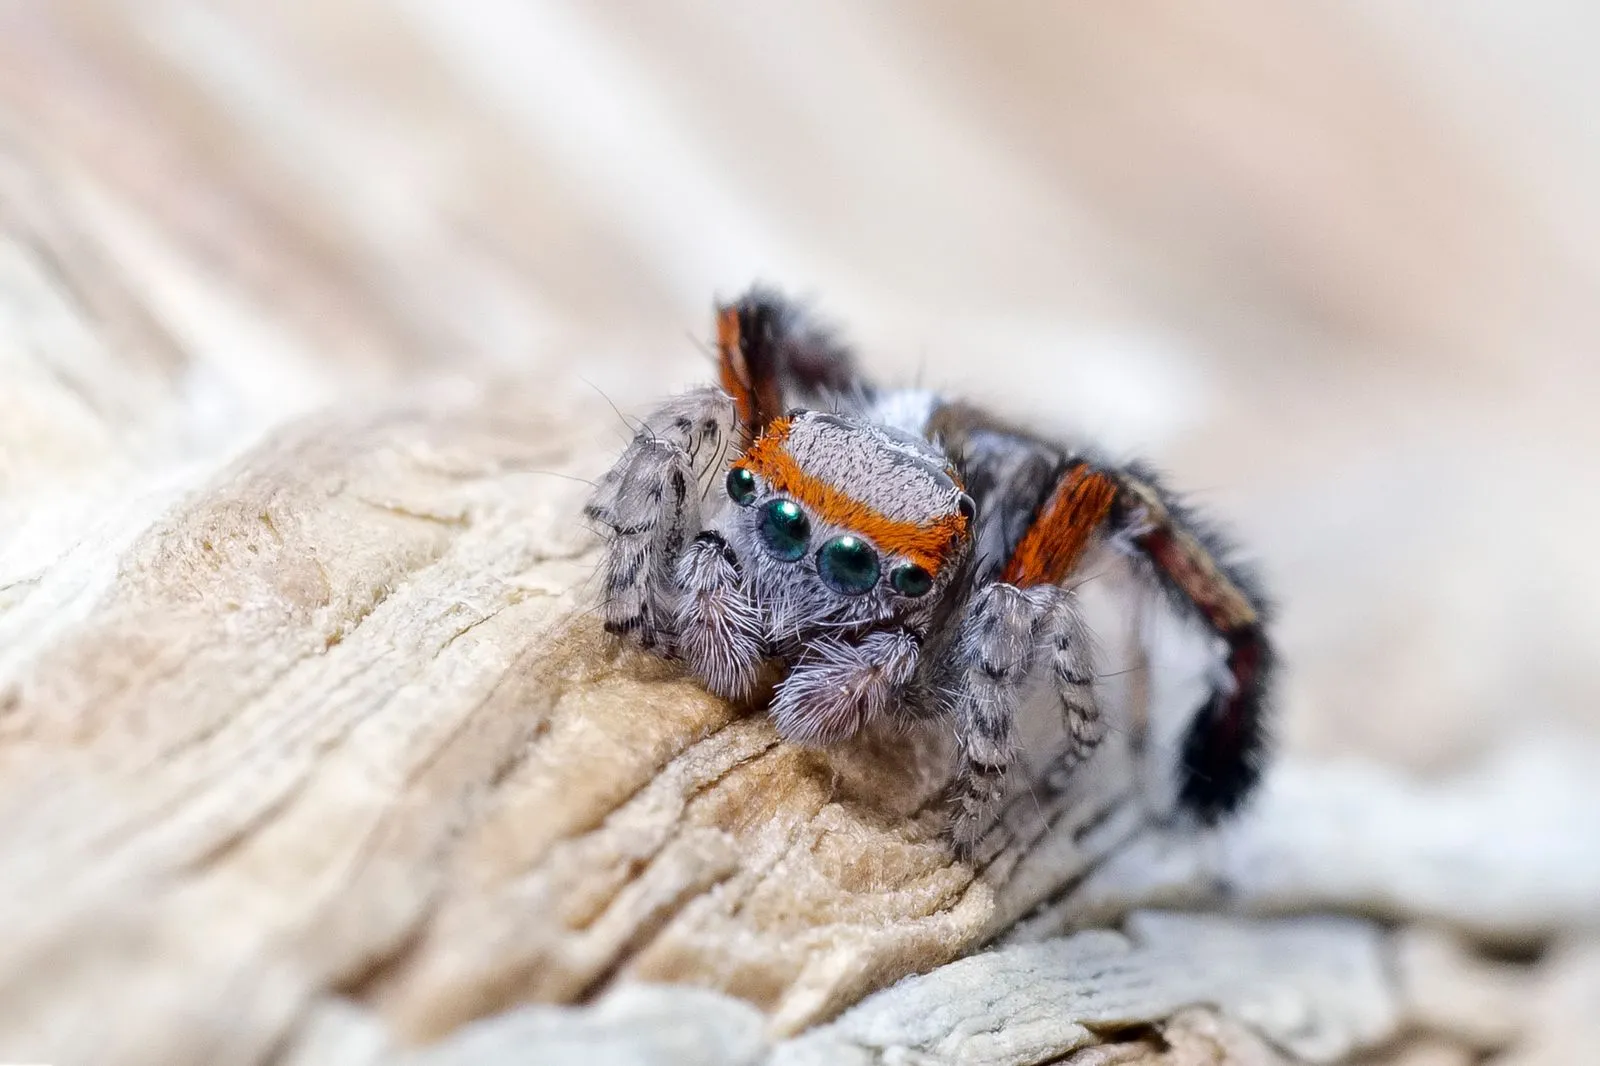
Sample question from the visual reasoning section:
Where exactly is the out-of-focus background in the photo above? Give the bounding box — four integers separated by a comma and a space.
5, 1, 1596, 769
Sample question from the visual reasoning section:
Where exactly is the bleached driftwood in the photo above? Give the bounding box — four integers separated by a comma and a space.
4, 386, 1599, 1066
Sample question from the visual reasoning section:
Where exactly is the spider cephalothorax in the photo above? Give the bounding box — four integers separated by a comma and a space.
585, 288, 1275, 852
690, 411, 976, 740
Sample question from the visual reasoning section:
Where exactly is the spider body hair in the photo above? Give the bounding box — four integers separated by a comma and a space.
587, 287, 1276, 851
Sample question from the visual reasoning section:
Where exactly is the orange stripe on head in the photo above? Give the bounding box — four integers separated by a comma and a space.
1001, 464, 1118, 586
734, 419, 969, 575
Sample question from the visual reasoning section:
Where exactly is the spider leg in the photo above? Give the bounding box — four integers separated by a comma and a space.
1112, 461, 1274, 821
768, 627, 921, 745
1035, 585, 1104, 771
1000, 456, 1274, 823
585, 388, 736, 653
673, 531, 764, 700
945, 583, 1045, 855
716, 288, 870, 441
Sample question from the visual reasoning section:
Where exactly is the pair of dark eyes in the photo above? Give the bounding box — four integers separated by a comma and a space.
726, 468, 934, 598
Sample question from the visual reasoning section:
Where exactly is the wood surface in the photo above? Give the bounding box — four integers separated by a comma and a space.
2, 4, 1598, 1064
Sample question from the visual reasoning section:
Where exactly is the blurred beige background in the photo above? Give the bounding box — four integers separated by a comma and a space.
2, 1, 1597, 775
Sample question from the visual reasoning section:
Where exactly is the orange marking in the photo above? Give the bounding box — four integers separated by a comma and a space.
716, 307, 755, 429
1001, 464, 1118, 586
716, 305, 781, 439
734, 419, 968, 574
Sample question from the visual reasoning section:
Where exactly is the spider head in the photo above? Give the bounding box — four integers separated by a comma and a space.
717, 410, 975, 641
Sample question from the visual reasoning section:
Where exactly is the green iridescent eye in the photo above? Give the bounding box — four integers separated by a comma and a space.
817, 535, 880, 595
891, 564, 933, 598
759, 499, 810, 561
726, 467, 757, 506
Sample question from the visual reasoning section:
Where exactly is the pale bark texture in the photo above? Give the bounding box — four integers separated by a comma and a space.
2, 4, 1598, 1065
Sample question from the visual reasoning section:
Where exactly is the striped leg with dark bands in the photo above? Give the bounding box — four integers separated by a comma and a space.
945, 580, 1102, 854
585, 388, 735, 653
947, 583, 1040, 854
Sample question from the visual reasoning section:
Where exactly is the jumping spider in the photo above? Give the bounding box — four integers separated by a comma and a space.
586, 289, 1274, 852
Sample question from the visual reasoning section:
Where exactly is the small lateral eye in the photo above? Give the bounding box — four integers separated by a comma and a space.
759, 498, 811, 560
726, 467, 758, 506
817, 535, 880, 596
891, 564, 934, 598
957, 493, 977, 522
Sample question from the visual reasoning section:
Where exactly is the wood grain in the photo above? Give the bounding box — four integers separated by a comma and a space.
3, 4, 1599, 1064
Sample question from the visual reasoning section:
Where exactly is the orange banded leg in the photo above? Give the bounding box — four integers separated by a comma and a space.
997, 458, 1274, 822
1001, 463, 1118, 587
993, 462, 1113, 764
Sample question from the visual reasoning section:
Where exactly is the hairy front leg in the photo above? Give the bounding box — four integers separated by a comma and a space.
585, 388, 737, 652
674, 531, 764, 699
768, 628, 921, 745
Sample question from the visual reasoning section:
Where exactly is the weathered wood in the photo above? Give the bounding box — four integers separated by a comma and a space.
4, 5, 1600, 1065
4, 385, 1599, 1066
0, 391, 978, 1060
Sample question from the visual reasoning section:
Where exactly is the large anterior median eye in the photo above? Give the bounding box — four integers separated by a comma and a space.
891, 563, 933, 598
726, 467, 757, 506
759, 498, 811, 560
818, 535, 880, 595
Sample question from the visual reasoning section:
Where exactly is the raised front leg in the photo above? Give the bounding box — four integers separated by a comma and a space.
715, 289, 868, 444
584, 388, 737, 653
768, 627, 921, 745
